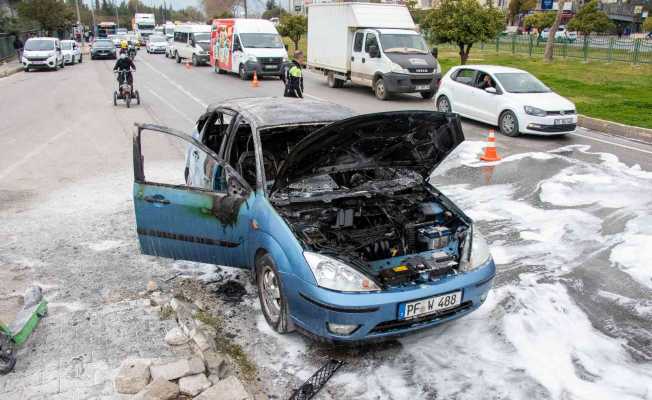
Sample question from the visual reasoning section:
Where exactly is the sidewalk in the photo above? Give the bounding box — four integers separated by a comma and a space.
0, 57, 23, 78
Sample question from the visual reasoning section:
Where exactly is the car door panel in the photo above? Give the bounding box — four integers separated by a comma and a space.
133, 123, 253, 268
350, 31, 366, 85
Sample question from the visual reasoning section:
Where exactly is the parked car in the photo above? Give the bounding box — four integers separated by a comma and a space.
436, 65, 577, 136
21, 37, 65, 71
164, 38, 175, 59
146, 35, 168, 54
540, 25, 577, 42
172, 24, 211, 66
132, 97, 495, 342
90, 39, 117, 59
60, 40, 82, 64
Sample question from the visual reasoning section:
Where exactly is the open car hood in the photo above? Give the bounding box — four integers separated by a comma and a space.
272, 111, 465, 194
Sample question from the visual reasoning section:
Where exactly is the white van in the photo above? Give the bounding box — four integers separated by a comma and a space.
172, 24, 212, 66
210, 18, 288, 79
22, 37, 65, 72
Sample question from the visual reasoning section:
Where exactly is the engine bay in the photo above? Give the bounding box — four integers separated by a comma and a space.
274, 179, 469, 287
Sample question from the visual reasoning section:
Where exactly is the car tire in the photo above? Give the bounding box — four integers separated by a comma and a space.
24, 67, 30, 72
436, 95, 452, 113
113, 91, 117, 106
499, 110, 520, 137
192, 54, 198, 67
135, 90, 140, 105
61, 58, 64, 68
239, 64, 248, 80
175, 52, 181, 64
126, 93, 131, 108
256, 253, 293, 334
327, 72, 343, 88
374, 77, 389, 100
420, 90, 435, 100
79, 55, 83, 63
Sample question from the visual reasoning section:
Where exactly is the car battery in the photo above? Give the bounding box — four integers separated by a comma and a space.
417, 225, 451, 250
379, 263, 419, 286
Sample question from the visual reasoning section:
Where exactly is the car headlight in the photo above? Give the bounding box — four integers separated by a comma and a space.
246, 54, 258, 63
524, 106, 547, 117
304, 252, 380, 292
390, 62, 408, 74
459, 228, 492, 272
282, 56, 288, 62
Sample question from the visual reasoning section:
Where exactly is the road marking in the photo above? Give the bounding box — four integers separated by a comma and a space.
304, 93, 327, 102
569, 131, 652, 155
139, 59, 208, 108
0, 126, 74, 182
145, 86, 195, 124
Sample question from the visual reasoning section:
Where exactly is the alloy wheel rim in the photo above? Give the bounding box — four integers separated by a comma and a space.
376, 81, 384, 97
439, 98, 450, 112
261, 265, 281, 322
502, 114, 515, 133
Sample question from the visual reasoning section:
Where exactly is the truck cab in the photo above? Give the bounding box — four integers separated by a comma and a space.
349, 28, 439, 100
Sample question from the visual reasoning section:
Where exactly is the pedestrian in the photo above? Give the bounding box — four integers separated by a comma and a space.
13, 35, 24, 62
283, 51, 304, 98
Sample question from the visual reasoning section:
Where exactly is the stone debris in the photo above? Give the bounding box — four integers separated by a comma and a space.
204, 351, 229, 379
190, 327, 215, 353
150, 356, 205, 381
195, 376, 251, 400
113, 359, 152, 394
151, 291, 171, 306
147, 280, 158, 292
135, 378, 180, 400
164, 326, 190, 346
179, 373, 212, 396
208, 373, 221, 386
170, 298, 200, 336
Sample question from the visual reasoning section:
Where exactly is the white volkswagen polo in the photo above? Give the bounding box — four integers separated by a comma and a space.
436, 65, 577, 136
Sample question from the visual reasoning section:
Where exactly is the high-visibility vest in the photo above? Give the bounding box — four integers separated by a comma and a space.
289, 65, 302, 78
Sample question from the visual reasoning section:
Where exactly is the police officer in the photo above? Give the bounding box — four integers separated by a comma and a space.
284, 51, 304, 98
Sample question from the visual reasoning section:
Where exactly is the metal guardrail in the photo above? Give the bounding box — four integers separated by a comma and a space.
446, 34, 652, 64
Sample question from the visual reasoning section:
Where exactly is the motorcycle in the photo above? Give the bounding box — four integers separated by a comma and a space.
113, 69, 140, 108
128, 45, 137, 61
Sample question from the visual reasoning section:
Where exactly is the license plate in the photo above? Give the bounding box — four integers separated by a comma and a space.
398, 291, 462, 320
415, 85, 430, 91
555, 118, 573, 125
264, 65, 277, 70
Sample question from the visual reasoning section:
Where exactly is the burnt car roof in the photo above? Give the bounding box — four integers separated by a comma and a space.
206, 97, 355, 129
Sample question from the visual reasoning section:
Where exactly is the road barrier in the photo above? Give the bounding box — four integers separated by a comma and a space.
480, 130, 502, 162
449, 35, 652, 64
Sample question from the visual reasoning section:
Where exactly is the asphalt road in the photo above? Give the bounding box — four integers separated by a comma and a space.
1, 52, 651, 400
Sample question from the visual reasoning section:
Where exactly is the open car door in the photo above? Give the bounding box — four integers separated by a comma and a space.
133, 123, 253, 267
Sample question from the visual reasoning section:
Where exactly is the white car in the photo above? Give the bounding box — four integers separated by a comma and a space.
164, 38, 175, 58
540, 26, 577, 42
60, 40, 82, 64
22, 37, 65, 71
436, 65, 577, 136
146, 35, 168, 54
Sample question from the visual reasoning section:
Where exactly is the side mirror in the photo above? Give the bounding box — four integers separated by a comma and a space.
368, 45, 380, 58
485, 87, 497, 94
431, 47, 438, 59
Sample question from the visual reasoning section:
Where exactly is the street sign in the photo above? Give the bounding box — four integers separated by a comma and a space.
542, 0, 553, 10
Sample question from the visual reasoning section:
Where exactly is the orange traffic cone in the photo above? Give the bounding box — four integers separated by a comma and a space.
185, 60, 192, 70
480, 130, 502, 161
251, 71, 259, 87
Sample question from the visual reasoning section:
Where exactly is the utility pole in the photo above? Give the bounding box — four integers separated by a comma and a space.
74, 0, 85, 44
114, 1, 120, 29
244, 0, 248, 18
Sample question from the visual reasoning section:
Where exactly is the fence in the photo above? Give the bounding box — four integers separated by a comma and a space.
0, 31, 40, 62
469, 35, 652, 64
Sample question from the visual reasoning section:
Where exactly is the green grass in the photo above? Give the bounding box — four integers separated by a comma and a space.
437, 47, 652, 129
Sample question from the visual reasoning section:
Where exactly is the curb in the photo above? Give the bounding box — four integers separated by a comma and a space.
0, 62, 23, 78
578, 115, 652, 144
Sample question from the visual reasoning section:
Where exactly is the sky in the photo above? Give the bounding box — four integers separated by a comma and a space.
82, 0, 202, 10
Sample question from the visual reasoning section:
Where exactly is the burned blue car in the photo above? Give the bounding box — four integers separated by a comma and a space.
133, 97, 495, 342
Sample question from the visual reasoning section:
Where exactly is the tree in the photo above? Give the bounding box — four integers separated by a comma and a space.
277, 14, 307, 53
16, 0, 75, 33
567, 0, 614, 35
202, 0, 238, 18
523, 11, 556, 39
262, 6, 285, 20
543, 0, 565, 61
644, 17, 652, 33
422, 0, 505, 64
507, 0, 536, 25
265, 0, 276, 11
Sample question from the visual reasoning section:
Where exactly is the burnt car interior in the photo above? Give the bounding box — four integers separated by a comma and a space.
270, 113, 470, 288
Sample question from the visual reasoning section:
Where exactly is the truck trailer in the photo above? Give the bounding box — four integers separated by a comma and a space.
307, 3, 441, 100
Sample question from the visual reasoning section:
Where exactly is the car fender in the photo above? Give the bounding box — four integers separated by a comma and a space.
497, 101, 522, 125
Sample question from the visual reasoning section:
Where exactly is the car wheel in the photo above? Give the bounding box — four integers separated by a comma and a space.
374, 78, 389, 100
499, 110, 520, 137
175, 52, 181, 64
420, 90, 435, 100
327, 72, 343, 88
192, 54, 198, 66
256, 253, 292, 334
239, 64, 248, 80
79, 54, 83, 63
24, 67, 30, 72
126, 93, 131, 108
61, 58, 64, 68
113, 91, 117, 106
436, 95, 451, 113
135, 90, 140, 105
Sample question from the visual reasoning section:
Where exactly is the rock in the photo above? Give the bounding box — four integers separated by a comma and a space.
114, 359, 152, 394
150, 356, 205, 381
147, 280, 158, 292
195, 376, 251, 400
143, 298, 153, 307
179, 373, 212, 396
207, 373, 220, 385
190, 328, 215, 352
151, 291, 171, 306
164, 327, 189, 346
204, 351, 229, 379
170, 298, 199, 335
135, 378, 179, 400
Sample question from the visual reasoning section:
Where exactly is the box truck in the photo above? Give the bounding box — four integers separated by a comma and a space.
210, 19, 288, 80
133, 13, 155, 40
307, 3, 441, 100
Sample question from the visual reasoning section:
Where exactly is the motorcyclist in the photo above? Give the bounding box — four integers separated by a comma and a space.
113, 53, 136, 92
119, 39, 128, 55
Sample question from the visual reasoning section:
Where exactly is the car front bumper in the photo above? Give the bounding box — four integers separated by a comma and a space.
148, 47, 166, 53
285, 259, 495, 342
520, 113, 578, 135
22, 58, 58, 69
383, 72, 440, 94
244, 60, 284, 77
91, 51, 116, 59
